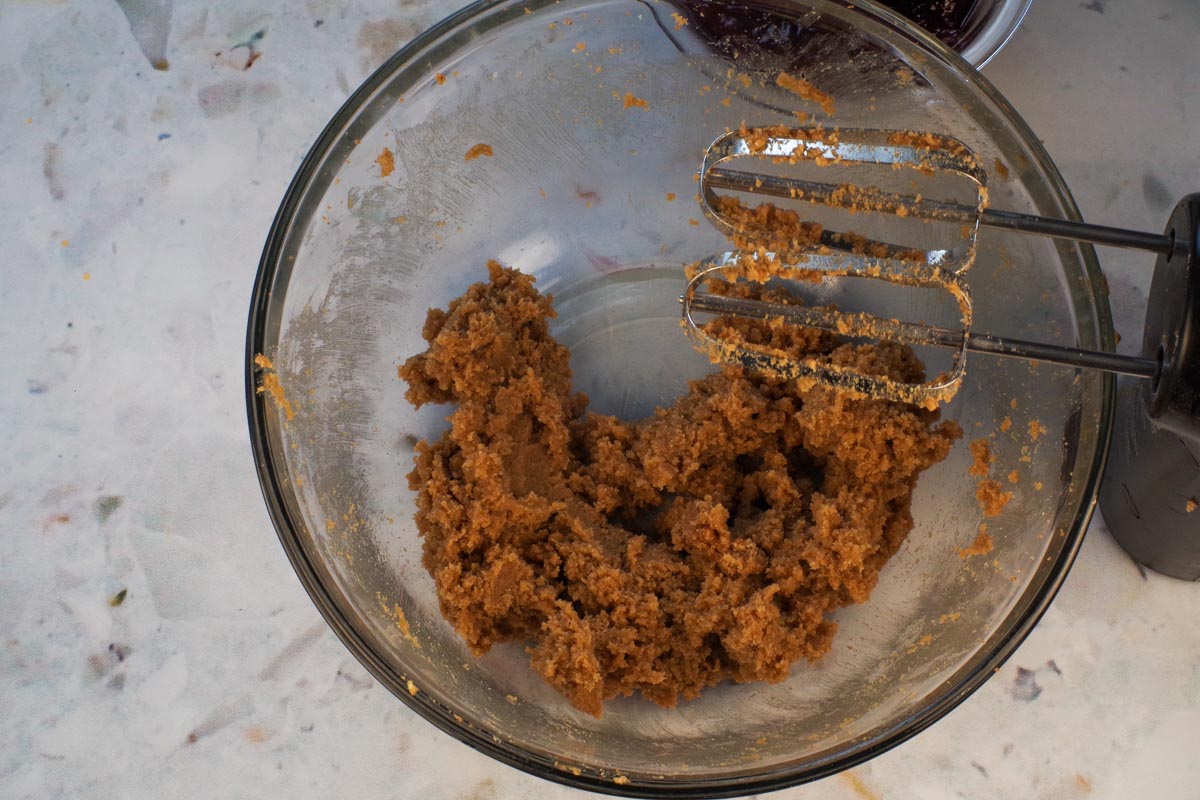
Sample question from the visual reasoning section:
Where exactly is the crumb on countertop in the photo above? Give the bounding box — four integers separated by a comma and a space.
464, 143, 494, 161
376, 147, 395, 177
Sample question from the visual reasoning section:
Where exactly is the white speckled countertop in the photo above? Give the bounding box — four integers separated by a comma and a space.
3, 1, 1199, 798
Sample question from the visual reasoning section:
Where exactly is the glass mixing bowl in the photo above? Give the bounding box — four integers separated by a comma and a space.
246, 0, 1113, 795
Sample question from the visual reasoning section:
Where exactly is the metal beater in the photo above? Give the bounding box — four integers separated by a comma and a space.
683, 127, 1174, 405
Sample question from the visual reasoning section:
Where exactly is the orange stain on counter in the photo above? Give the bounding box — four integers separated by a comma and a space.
376, 147, 395, 177
841, 771, 881, 800
464, 143, 494, 161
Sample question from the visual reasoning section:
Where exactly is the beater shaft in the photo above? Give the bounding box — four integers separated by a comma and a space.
706, 166, 1175, 254
686, 290, 1161, 379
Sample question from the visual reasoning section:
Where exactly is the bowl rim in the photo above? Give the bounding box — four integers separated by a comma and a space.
961, 0, 1035, 67
245, 0, 1113, 795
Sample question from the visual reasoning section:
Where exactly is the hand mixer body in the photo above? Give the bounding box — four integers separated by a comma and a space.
1099, 194, 1200, 581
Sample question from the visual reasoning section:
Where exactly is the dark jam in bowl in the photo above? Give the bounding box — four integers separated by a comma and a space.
676, 0, 819, 67
877, 0, 980, 49
676, 0, 987, 56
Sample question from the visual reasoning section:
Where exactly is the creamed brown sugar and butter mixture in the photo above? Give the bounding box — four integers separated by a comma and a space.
400, 260, 959, 716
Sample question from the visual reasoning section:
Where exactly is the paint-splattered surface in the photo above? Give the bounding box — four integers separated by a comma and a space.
1, 1, 1199, 799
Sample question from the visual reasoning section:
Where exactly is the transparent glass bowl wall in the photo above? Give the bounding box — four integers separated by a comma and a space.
958, 0, 1034, 67
246, 1, 1112, 795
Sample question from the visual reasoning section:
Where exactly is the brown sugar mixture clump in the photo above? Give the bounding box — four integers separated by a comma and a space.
400, 261, 960, 716
975, 479, 1013, 517
775, 71, 837, 117
968, 439, 991, 477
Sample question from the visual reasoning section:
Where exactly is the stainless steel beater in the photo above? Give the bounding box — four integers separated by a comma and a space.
682, 127, 1178, 406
